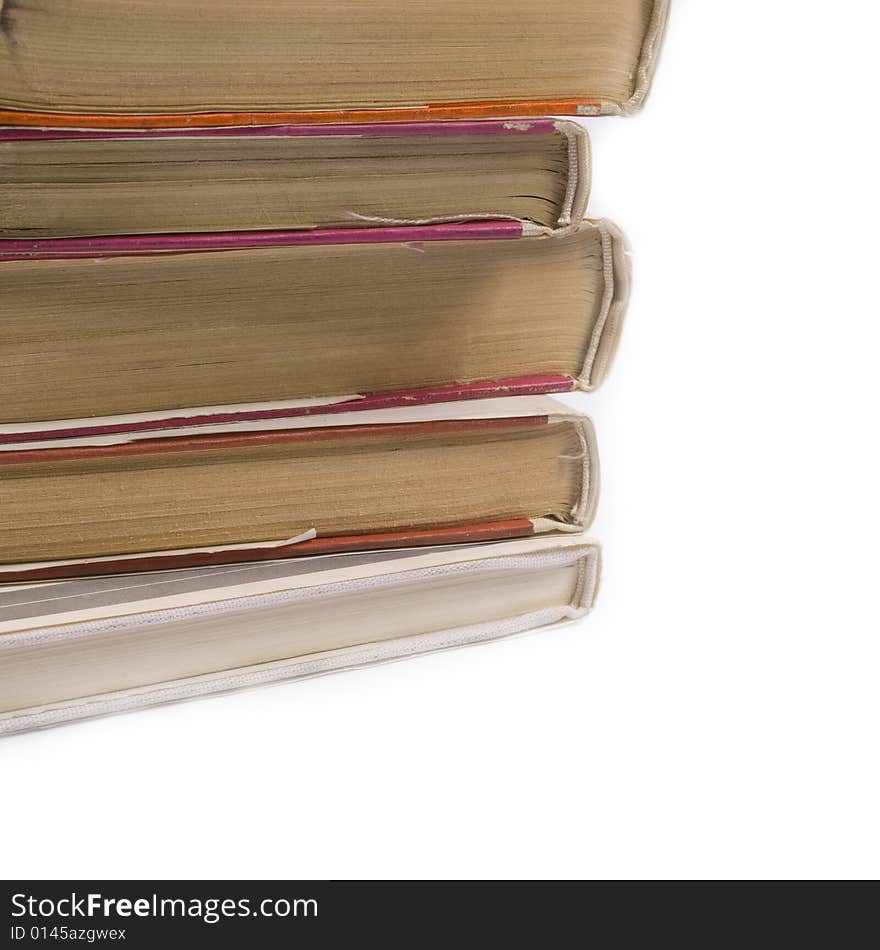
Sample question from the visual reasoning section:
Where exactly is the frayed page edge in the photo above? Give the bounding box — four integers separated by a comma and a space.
531, 414, 599, 535
573, 218, 632, 391
585, 0, 671, 116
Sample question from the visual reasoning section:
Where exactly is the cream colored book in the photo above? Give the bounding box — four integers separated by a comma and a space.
0, 535, 600, 736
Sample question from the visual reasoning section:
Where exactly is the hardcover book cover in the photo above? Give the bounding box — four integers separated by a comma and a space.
0, 119, 591, 239
0, 535, 601, 735
0, 1, 669, 127
0, 221, 629, 445
0, 397, 599, 583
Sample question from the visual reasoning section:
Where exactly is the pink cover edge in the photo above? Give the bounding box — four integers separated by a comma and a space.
0, 220, 524, 260
0, 118, 559, 141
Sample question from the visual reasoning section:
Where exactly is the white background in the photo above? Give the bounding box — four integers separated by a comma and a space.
2, 2, 879, 879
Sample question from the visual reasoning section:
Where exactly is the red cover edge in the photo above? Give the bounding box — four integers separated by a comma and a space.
0, 415, 549, 466
0, 520, 538, 584
0, 376, 575, 446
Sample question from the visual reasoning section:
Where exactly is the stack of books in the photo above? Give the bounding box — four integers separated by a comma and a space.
0, 0, 670, 734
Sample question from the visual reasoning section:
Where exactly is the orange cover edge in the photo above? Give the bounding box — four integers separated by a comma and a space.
0, 99, 601, 130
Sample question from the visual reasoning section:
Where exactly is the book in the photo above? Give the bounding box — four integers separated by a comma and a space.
0, 534, 599, 735
0, 119, 590, 239
0, 397, 598, 583
0, 220, 629, 444
0, 1, 669, 127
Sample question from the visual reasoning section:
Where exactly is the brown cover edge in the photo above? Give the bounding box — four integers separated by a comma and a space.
0, 520, 539, 583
